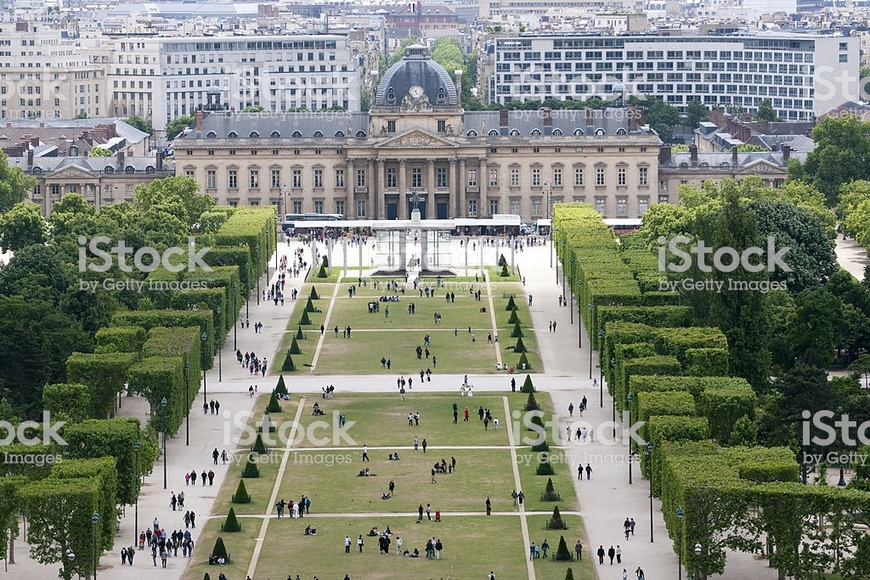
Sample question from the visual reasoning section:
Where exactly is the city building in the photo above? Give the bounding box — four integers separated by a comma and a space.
486, 32, 859, 120
0, 21, 107, 120
175, 45, 662, 221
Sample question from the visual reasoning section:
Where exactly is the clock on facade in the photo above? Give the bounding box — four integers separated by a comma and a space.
409, 85, 425, 98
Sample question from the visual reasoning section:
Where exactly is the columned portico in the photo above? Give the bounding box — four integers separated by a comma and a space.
376, 159, 386, 219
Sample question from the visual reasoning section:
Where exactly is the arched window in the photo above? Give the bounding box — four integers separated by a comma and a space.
616, 128, 626, 135
228, 131, 238, 139
595, 128, 605, 136
510, 129, 520, 136
125, 166, 135, 174
356, 130, 367, 138
552, 128, 562, 136
206, 131, 217, 138
531, 128, 541, 136
335, 131, 345, 138
720, 162, 731, 168
292, 131, 302, 138
271, 131, 281, 138
249, 131, 259, 138
103, 166, 113, 174
31, 166, 42, 173
679, 162, 689, 168
145, 166, 155, 174
68, 145, 79, 156
488, 129, 499, 136
313, 131, 323, 138
574, 128, 584, 136
466, 130, 478, 137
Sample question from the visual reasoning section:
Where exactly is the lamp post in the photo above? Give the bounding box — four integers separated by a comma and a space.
838, 465, 847, 486
627, 393, 633, 484
677, 507, 684, 580
184, 362, 190, 446
569, 258, 574, 324
648, 441, 654, 543
232, 282, 238, 351
133, 440, 140, 547
91, 511, 99, 580
560, 240, 566, 290
160, 397, 168, 490
588, 304, 595, 379
577, 280, 583, 348
200, 332, 208, 405
694, 542, 702, 580
245, 262, 250, 321
275, 198, 282, 274
255, 244, 261, 305
216, 306, 222, 383
64, 548, 74, 580
553, 228, 559, 284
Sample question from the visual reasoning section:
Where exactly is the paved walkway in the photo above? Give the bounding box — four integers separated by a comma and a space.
0, 236, 809, 580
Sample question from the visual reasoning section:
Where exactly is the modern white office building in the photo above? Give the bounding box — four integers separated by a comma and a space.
487, 33, 859, 120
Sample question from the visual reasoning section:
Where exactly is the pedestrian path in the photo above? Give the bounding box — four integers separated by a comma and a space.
309, 275, 344, 372
503, 395, 536, 580
484, 270, 504, 368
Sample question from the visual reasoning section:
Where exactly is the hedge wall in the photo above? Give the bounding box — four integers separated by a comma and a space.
62, 418, 140, 505
66, 352, 139, 419
51, 457, 117, 549
141, 326, 202, 408
94, 326, 146, 354
126, 356, 186, 434
111, 310, 214, 370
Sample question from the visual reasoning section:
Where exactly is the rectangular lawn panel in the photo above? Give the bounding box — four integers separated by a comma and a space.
184, 515, 260, 580
527, 514, 597, 580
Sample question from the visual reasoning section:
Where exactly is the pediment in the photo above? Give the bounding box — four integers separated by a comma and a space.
737, 159, 783, 174
377, 130, 457, 149
48, 164, 99, 179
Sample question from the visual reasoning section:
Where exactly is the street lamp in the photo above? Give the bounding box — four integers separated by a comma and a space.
648, 441, 654, 543
91, 511, 99, 580
184, 361, 190, 446
576, 280, 583, 348
255, 244, 261, 305
569, 258, 574, 324
232, 282, 238, 351
677, 507, 684, 580
560, 240, 566, 289
216, 306, 222, 382
160, 397, 168, 490
627, 393, 633, 485
64, 548, 74, 580
838, 465, 847, 486
588, 304, 595, 379
694, 542, 702, 580
133, 440, 140, 547
201, 332, 208, 405
245, 262, 251, 321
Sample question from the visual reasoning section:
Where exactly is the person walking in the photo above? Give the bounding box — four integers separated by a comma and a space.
345, 536, 351, 554
357, 535, 364, 552
575, 540, 583, 560
422, 438, 428, 453
597, 545, 605, 564
361, 445, 369, 462
485, 497, 492, 515
616, 544, 622, 563
608, 545, 616, 565
586, 464, 593, 479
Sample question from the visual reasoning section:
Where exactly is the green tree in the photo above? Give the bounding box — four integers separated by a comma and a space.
754, 98, 781, 122
631, 95, 680, 141
685, 99, 709, 128
42, 383, 90, 423
0, 202, 47, 252
124, 115, 153, 135
0, 150, 35, 213
241, 105, 266, 113
133, 175, 214, 228
86, 146, 113, 157
786, 288, 842, 368
795, 115, 870, 206
165, 115, 195, 141
388, 36, 420, 67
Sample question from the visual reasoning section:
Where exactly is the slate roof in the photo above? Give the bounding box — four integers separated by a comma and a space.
660, 150, 806, 169
194, 112, 372, 139
374, 45, 459, 109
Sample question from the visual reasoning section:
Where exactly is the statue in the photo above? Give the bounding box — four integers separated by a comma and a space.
445, 123, 454, 136
380, 125, 387, 136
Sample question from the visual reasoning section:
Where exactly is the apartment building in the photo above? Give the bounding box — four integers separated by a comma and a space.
0, 21, 106, 120
487, 33, 859, 120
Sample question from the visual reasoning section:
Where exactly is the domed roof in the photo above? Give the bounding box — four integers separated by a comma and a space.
373, 45, 459, 109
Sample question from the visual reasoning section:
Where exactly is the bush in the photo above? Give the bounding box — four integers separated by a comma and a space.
518, 352, 531, 370
528, 414, 545, 432
309, 286, 319, 300
266, 391, 282, 414
521, 374, 535, 393
498, 254, 507, 267
242, 458, 260, 478
549, 506, 566, 530
506, 296, 517, 311
299, 311, 311, 325
555, 535, 572, 561
295, 326, 304, 339
211, 537, 229, 563
542, 477, 558, 501
282, 352, 296, 372
531, 439, 550, 452
305, 297, 316, 312
274, 375, 288, 396
564, 567, 575, 580
223, 508, 241, 532
500, 264, 510, 277
508, 310, 519, 325
252, 433, 267, 454
289, 337, 301, 355
204, 574, 211, 580
232, 480, 251, 504
317, 264, 327, 278
525, 392, 539, 411
514, 337, 527, 353
536, 452, 555, 475
511, 322, 523, 338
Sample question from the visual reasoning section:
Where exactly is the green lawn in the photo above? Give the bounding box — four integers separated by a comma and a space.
527, 514, 596, 580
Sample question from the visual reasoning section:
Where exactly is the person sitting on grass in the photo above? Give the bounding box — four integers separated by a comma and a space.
381, 492, 391, 500
368, 527, 379, 537
303, 525, 317, 536
404, 548, 420, 558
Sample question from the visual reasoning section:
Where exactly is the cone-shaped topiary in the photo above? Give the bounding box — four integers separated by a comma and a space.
525, 391, 539, 411
274, 375, 288, 396
309, 286, 319, 300
252, 433, 268, 454
266, 391, 282, 414
511, 321, 523, 338
564, 568, 575, 580
518, 352, 531, 369
289, 337, 301, 354
317, 264, 327, 278
508, 310, 520, 325
295, 326, 304, 339
498, 254, 507, 267
282, 352, 296, 371
305, 297, 316, 312
521, 374, 535, 393
232, 480, 251, 504
500, 264, 510, 277
549, 507, 566, 531
242, 457, 261, 478
299, 310, 311, 325
211, 537, 229, 563
528, 414, 544, 432
223, 508, 242, 532
514, 337, 527, 353
555, 535, 572, 560
531, 438, 550, 452
506, 296, 517, 311
204, 574, 212, 580
542, 477, 558, 501
536, 452, 555, 475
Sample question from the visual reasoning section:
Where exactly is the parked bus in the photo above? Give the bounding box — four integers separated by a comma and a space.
281, 213, 343, 233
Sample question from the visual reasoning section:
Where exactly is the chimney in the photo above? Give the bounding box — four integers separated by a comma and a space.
627, 105, 638, 132
26, 149, 33, 167
499, 108, 508, 135
542, 107, 552, 135
195, 110, 205, 132
782, 143, 790, 162
23, 133, 31, 142
30, 137, 38, 147
156, 150, 164, 171
585, 107, 593, 129
117, 150, 125, 169
689, 144, 698, 165
5, 121, 10, 129
82, 130, 89, 142
658, 144, 672, 164
731, 145, 738, 165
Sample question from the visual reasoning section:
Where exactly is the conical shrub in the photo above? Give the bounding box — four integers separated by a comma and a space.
549, 507, 566, 530
223, 508, 241, 532
498, 254, 507, 267
521, 374, 535, 393
500, 264, 509, 277
295, 326, 304, 339
508, 310, 519, 324
309, 286, 319, 300
289, 337, 301, 354
542, 477, 558, 501
518, 352, 530, 369
274, 375, 288, 396
252, 433, 267, 454
305, 297, 316, 312
555, 535, 572, 560
299, 310, 311, 325
232, 480, 251, 504
242, 457, 260, 478
211, 537, 229, 563
514, 336, 526, 353
266, 391, 282, 414
511, 321, 523, 338
564, 568, 575, 580
536, 452, 555, 475
525, 391, 539, 411
282, 352, 296, 371
204, 573, 212, 580
317, 264, 327, 278
506, 296, 517, 311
